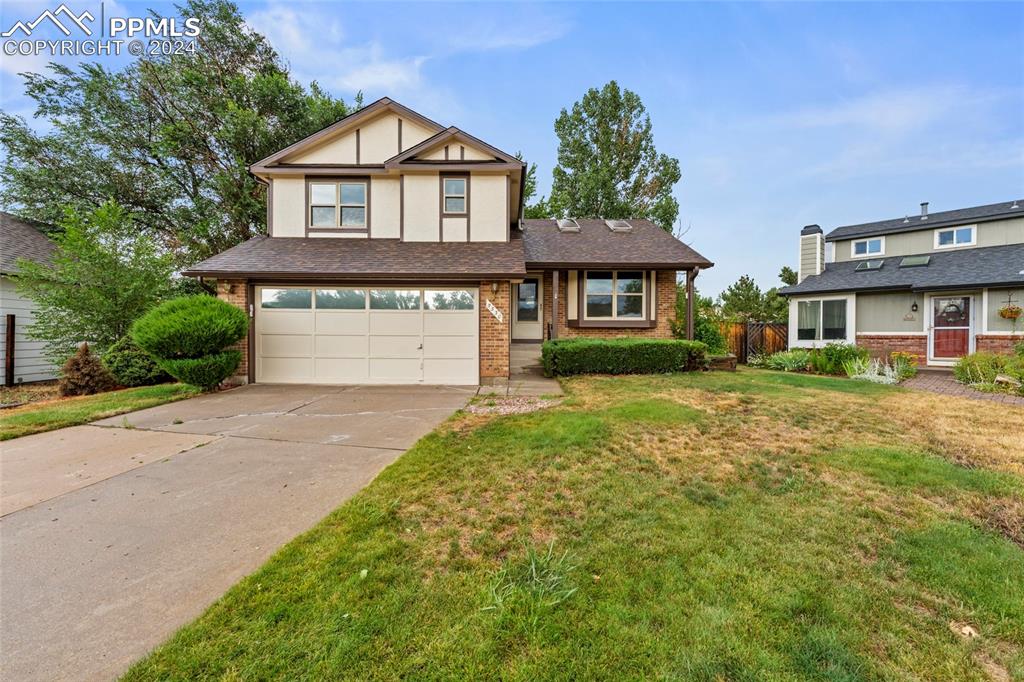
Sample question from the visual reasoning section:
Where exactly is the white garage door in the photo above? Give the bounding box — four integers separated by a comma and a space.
255, 286, 479, 385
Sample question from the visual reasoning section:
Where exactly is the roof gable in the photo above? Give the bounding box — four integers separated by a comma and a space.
385, 128, 521, 168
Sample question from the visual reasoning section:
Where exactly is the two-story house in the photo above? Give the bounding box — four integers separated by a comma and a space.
780, 200, 1024, 365
183, 98, 713, 386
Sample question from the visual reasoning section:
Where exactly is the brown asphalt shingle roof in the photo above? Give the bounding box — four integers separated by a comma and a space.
1, 212, 55, 275
520, 218, 713, 269
182, 235, 527, 280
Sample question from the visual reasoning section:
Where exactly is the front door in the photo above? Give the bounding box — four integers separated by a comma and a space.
512, 276, 543, 340
929, 295, 973, 363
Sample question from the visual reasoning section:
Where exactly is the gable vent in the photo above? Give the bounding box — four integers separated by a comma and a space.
605, 219, 633, 232
556, 218, 580, 232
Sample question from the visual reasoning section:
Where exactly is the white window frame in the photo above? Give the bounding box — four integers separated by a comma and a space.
442, 177, 467, 215
582, 270, 647, 320
308, 180, 368, 229
850, 236, 885, 259
933, 225, 976, 249
787, 294, 856, 348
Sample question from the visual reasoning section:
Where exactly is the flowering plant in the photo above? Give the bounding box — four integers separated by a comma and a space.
998, 303, 1022, 320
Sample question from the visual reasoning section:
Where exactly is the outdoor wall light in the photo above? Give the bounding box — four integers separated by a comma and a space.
491, 282, 499, 294
911, 302, 919, 313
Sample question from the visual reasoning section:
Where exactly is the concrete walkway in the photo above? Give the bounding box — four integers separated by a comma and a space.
479, 343, 563, 397
0, 383, 472, 682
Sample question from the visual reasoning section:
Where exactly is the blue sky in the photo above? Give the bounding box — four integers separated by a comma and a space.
2, 1, 1022, 296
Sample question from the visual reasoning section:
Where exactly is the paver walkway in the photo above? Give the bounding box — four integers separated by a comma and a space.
903, 369, 1024, 405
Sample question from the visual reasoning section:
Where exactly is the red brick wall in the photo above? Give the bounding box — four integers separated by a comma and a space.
541, 270, 678, 340
216, 279, 250, 384
976, 335, 1022, 355
855, 334, 927, 363
480, 280, 511, 378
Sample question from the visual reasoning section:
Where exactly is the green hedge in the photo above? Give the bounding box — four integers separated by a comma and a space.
541, 338, 707, 377
159, 351, 242, 390
131, 296, 248, 359
102, 336, 171, 387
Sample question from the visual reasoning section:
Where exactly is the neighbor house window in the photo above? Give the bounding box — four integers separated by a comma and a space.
309, 181, 367, 228
797, 299, 847, 341
851, 237, 884, 258
443, 177, 467, 214
934, 225, 975, 249
584, 271, 645, 319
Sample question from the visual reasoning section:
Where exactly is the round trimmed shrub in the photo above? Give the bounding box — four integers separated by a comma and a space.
102, 336, 171, 387
131, 296, 248, 360
131, 295, 248, 390
158, 351, 241, 390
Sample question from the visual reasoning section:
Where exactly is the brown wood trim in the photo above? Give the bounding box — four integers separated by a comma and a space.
390, 162, 521, 171
567, 319, 657, 329
439, 172, 470, 242
190, 271, 525, 282
355, 128, 360, 164
252, 278, 491, 287
460, 145, 465, 161
399, 174, 405, 241
305, 176, 371, 236
575, 269, 652, 327
246, 283, 255, 383
252, 165, 388, 176
526, 260, 712, 270
444, 145, 449, 160
505, 175, 511, 243
4, 313, 14, 387
397, 118, 403, 153
266, 178, 273, 236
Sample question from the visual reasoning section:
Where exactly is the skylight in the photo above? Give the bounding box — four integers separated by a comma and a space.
855, 259, 885, 271
899, 255, 931, 268
556, 218, 580, 232
605, 219, 633, 232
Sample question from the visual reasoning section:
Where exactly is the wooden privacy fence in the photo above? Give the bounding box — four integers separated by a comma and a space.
719, 321, 788, 363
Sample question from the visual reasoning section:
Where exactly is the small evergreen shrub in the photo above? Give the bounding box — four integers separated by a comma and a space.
132, 296, 248, 390
102, 336, 170, 387
542, 338, 707, 377
132, 296, 248, 360
159, 352, 242, 390
59, 343, 116, 396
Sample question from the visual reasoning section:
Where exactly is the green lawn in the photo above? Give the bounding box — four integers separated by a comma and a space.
0, 383, 201, 440
125, 369, 1023, 681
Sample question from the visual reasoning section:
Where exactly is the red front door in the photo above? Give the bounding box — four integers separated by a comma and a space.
931, 296, 971, 360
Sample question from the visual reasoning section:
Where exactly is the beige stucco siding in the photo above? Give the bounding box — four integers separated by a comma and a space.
271, 178, 305, 237
462, 145, 492, 161
833, 217, 1024, 262
987, 287, 1024, 333
442, 217, 467, 241
401, 119, 437, 152
284, 131, 357, 165
855, 292, 925, 333
360, 113, 401, 163
370, 177, 400, 238
469, 175, 507, 242
418, 140, 493, 162
402, 174, 439, 241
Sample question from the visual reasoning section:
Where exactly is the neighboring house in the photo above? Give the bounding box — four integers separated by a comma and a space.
183, 97, 713, 386
780, 200, 1024, 366
0, 212, 58, 385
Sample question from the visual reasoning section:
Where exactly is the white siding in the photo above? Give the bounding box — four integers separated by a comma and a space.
0, 276, 58, 384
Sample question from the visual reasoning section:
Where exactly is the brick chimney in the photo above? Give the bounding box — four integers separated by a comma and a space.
798, 224, 824, 282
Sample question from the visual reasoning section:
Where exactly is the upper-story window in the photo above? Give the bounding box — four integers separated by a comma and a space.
851, 236, 884, 258
309, 180, 367, 229
443, 177, 467, 214
934, 225, 976, 249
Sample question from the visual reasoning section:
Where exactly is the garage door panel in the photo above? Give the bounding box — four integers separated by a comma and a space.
260, 334, 312, 357
369, 312, 421, 336
370, 335, 421, 358
314, 334, 368, 358
260, 357, 313, 381
369, 358, 421, 381
423, 335, 475, 358
259, 311, 314, 334
423, 312, 475, 335
315, 312, 368, 335
315, 358, 368, 381
424, 358, 476, 384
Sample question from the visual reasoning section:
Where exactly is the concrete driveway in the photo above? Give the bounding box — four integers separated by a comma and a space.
0, 383, 472, 682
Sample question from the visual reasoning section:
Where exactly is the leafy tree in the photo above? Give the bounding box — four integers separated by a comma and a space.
779, 266, 798, 286
14, 201, 176, 363
548, 81, 681, 231
719, 275, 788, 322
673, 286, 727, 354
0, 0, 355, 264
517, 152, 550, 219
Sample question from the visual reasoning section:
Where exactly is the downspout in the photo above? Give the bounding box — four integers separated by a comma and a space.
686, 267, 700, 341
